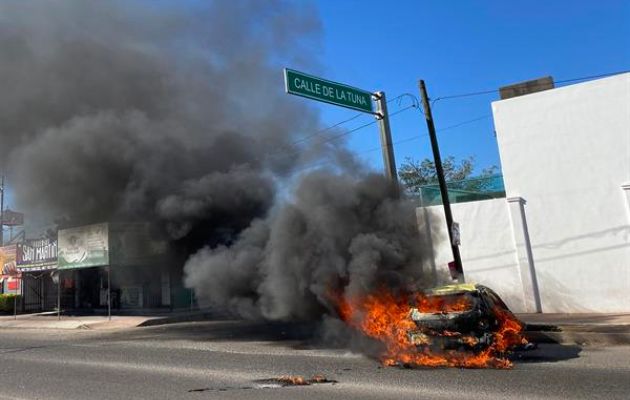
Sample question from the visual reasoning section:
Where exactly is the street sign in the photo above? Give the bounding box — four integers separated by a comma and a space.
284, 68, 374, 114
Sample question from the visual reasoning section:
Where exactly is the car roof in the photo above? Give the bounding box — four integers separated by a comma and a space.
423, 283, 479, 296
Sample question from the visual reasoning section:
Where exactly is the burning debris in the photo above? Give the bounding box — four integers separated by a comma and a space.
335, 284, 531, 369
254, 374, 337, 388
187, 375, 337, 393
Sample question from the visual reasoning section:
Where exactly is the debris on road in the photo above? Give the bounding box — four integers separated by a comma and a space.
254, 374, 337, 388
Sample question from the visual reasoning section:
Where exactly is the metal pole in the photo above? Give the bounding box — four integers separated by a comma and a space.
107, 267, 111, 321
13, 277, 18, 320
0, 175, 4, 246
373, 91, 399, 190
40, 274, 44, 311
57, 271, 61, 320
418, 80, 465, 282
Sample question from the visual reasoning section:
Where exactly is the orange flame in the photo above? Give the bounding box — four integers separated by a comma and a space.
335, 288, 527, 369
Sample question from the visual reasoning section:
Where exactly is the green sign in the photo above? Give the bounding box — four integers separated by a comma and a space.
284, 68, 374, 114
58, 223, 109, 270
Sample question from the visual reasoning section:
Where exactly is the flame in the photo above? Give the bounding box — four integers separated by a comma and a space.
335, 288, 527, 369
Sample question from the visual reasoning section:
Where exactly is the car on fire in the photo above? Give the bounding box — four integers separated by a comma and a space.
407, 283, 534, 353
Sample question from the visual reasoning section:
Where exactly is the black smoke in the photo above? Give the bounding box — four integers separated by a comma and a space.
184, 172, 438, 320
0, 0, 439, 323
1, 0, 326, 230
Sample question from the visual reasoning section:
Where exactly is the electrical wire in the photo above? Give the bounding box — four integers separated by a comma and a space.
289, 104, 420, 173
356, 114, 491, 156
431, 69, 630, 103
267, 103, 418, 163
293, 112, 491, 173
288, 93, 419, 147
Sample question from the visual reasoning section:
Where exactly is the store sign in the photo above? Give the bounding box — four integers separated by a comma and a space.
0, 245, 20, 294
1, 209, 24, 226
0, 245, 17, 275
17, 238, 58, 272
58, 223, 109, 270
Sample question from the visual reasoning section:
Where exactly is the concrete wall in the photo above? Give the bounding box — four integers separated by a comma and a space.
492, 73, 630, 312
420, 73, 630, 314
418, 199, 528, 312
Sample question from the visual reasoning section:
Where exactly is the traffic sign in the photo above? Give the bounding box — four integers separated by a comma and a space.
284, 68, 374, 114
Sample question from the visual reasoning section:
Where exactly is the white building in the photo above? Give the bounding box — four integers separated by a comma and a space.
419, 73, 630, 313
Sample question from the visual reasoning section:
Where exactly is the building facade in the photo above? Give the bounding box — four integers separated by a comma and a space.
418, 73, 630, 313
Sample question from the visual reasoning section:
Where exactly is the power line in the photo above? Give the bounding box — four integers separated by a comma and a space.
268, 103, 418, 163
294, 113, 491, 173
289, 105, 420, 173
432, 69, 630, 103
287, 93, 419, 147
356, 114, 491, 156
437, 115, 491, 132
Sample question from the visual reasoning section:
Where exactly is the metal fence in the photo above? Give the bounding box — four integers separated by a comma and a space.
411, 174, 506, 207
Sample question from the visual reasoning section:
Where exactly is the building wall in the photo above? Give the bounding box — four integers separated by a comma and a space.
418, 199, 527, 312
419, 73, 630, 313
418, 74, 630, 313
492, 73, 630, 312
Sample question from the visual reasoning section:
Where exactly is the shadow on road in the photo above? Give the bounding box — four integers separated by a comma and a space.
513, 343, 582, 364
131, 319, 320, 344
128, 319, 584, 366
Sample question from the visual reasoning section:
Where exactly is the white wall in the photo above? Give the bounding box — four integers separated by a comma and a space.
418, 199, 527, 312
491, 73, 630, 312
418, 73, 630, 313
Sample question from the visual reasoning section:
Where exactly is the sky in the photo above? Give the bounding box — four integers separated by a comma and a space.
307, 0, 630, 176
1, 0, 629, 212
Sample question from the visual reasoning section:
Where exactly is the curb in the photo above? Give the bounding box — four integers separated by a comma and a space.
525, 326, 630, 346
136, 311, 218, 327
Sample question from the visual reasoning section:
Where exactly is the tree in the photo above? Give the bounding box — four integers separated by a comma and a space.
398, 156, 498, 194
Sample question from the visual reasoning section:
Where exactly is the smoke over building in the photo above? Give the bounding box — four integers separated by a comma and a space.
0, 0, 437, 321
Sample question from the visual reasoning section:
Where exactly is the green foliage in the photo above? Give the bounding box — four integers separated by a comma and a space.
398, 156, 498, 194
0, 294, 21, 313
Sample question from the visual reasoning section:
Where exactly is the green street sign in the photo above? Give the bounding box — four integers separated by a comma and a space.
284, 68, 374, 114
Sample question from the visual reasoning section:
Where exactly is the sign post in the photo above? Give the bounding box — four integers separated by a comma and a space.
284, 69, 398, 185
373, 91, 398, 187
0, 175, 4, 246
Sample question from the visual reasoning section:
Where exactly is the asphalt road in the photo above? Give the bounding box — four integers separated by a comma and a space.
0, 320, 628, 400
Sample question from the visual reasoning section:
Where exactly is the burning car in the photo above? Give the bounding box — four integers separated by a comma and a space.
407, 283, 533, 354
336, 282, 533, 368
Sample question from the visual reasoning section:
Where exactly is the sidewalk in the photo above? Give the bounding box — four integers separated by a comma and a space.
518, 313, 630, 346
0, 309, 214, 330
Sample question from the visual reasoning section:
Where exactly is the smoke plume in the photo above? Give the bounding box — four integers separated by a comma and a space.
1, 0, 325, 229
0, 0, 438, 323
184, 172, 436, 320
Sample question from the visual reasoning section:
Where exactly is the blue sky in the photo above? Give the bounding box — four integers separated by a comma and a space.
306, 0, 630, 175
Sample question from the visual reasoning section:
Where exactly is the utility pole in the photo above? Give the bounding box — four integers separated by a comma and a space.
373, 91, 399, 191
418, 80, 465, 283
0, 175, 4, 246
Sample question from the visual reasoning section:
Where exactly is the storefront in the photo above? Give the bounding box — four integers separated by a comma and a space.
16, 238, 58, 312
57, 222, 175, 313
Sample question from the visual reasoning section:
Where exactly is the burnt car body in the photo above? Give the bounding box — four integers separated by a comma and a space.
407, 283, 533, 353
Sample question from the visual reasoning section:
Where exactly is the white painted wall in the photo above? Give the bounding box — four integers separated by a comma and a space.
418, 73, 630, 313
492, 73, 630, 312
418, 199, 527, 312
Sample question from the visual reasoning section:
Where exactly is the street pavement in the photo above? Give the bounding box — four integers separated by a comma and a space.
0, 320, 628, 400
3, 310, 630, 346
